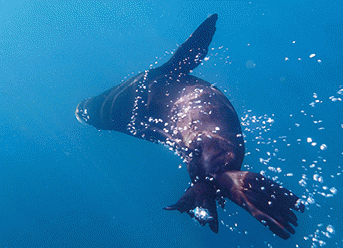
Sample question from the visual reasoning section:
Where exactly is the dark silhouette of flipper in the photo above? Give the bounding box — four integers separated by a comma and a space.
156, 14, 218, 75
217, 171, 305, 239
164, 182, 219, 233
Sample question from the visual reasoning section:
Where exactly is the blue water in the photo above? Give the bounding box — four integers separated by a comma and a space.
1, 1, 342, 247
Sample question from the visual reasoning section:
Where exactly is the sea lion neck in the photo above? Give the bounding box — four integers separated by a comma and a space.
186, 133, 243, 182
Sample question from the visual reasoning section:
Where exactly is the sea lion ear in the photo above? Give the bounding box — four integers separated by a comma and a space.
163, 182, 219, 233
217, 171, 305, 239
157, 14, 218, 75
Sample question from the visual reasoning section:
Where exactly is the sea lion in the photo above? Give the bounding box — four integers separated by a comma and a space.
75, 14, 304, 239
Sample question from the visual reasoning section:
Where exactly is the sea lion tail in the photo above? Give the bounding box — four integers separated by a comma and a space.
157, 14, 218, 75
163, 181, 219, 233
216, 171, 305, 239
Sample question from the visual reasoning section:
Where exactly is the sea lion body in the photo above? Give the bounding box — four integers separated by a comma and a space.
76, 14, 304, 239
77, 72, 244, 180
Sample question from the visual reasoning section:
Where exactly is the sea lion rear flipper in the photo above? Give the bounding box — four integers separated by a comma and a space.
217, 171, 305, 239
163, 182, 219, 233
157, 14, 218, 75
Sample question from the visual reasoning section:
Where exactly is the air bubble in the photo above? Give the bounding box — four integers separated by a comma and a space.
320, 144, 327, 150
313, 174, 323, 183
299, 179, 307, 187
307, 196, 315, 204
329, 187, 337, 194
326, 224, 335, 234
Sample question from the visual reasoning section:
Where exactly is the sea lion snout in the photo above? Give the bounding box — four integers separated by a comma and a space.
75, 96, 107, 130
75, 99, 87, 124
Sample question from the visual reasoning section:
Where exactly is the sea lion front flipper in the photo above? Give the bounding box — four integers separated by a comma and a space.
157, 14, 218, 75
163, 182, 219, 233
217, 171, 305, 239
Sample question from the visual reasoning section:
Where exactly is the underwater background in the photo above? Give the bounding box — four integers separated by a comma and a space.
0, 0, 342, 247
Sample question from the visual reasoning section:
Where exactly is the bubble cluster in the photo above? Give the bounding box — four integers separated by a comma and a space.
190, 207, 214, 222
238, 90, 341, 246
